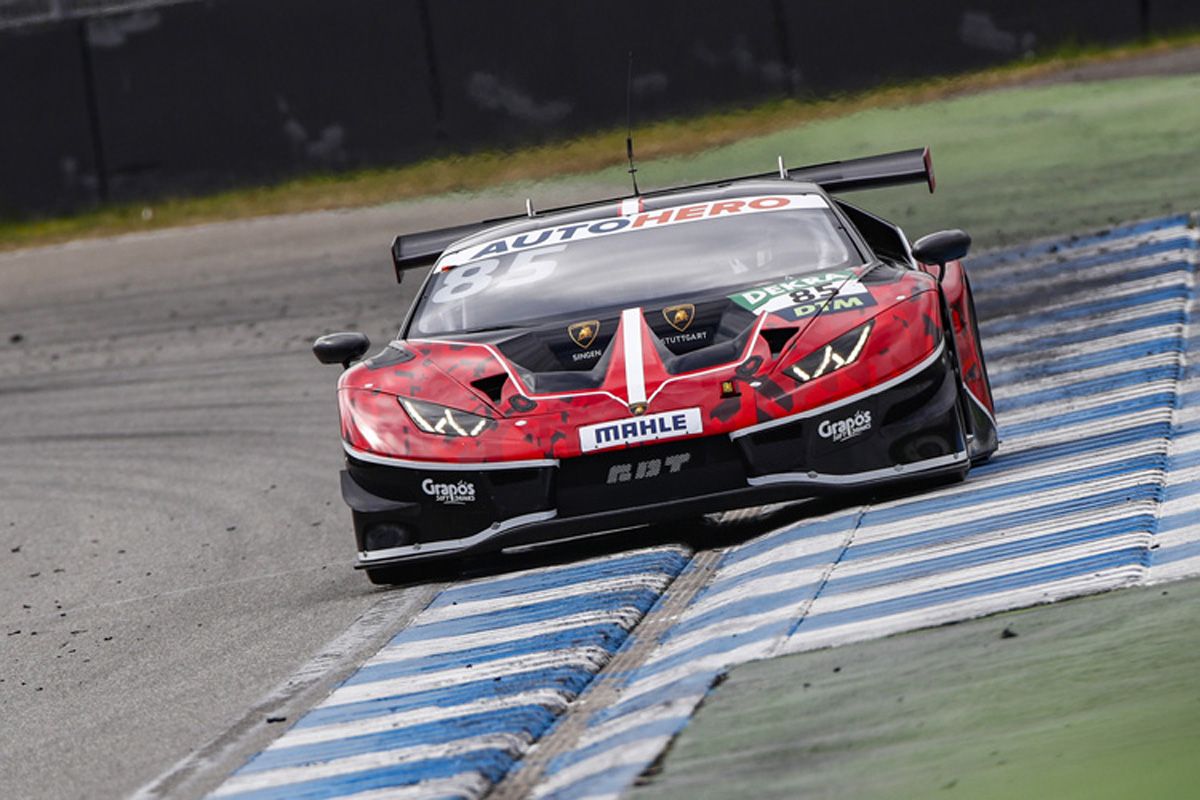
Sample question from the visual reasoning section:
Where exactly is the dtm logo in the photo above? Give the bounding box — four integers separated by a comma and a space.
818, 410, 872, 443
579, 407, 703, 452
606, 453, 691, 485
421, 478, 476, 505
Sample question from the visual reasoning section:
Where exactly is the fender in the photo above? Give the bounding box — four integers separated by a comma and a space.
920, 257, 998, 460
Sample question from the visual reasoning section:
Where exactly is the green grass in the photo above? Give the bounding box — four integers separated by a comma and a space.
569, 72, 1200, 248
632, 579, 1200, 800
3, 34, 1200, 251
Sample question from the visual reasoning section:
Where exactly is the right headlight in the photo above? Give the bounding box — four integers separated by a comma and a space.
787, 321, 874, 384
399, 397, 494, 438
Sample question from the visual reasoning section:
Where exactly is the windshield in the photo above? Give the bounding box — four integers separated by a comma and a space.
410, 194, 862, 336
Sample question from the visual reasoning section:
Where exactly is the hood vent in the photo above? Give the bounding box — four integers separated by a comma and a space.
760, 327, 798, 356
471, 373, 509, 404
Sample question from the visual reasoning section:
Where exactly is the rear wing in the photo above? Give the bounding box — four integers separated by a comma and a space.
391, 146, 934, 280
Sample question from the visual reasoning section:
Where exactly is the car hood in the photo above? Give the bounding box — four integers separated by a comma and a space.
337, 263, 941, 461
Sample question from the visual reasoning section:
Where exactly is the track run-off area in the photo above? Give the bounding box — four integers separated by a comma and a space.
170, 213, 1200, 800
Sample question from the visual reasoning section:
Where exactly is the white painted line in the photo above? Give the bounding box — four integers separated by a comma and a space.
322, 648, 613, 707
212, 733, 526, 796
369, 609, 647, 665
783, 567, 1147, 654
415, 572, 674, 625
270, 689, 570, 750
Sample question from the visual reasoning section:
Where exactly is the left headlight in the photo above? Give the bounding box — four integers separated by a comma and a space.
399, 397, 494, 437
787, 321, 874, 384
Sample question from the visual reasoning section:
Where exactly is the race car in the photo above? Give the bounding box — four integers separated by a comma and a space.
313, 148, 997, 583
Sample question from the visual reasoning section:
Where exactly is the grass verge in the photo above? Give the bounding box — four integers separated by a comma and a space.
3, 33, 1200, 251
631, 578, 1200, 800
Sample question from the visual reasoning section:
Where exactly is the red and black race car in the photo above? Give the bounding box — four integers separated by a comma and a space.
314, 148, 997, 583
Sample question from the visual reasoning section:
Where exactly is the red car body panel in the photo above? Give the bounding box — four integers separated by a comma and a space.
337, 269, 945, 464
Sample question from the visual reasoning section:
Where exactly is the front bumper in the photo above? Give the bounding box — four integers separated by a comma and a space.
344, 346, 967, 567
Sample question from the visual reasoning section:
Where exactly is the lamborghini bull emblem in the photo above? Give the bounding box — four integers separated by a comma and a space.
568, 320, 600, 349
663, 303, 696, 332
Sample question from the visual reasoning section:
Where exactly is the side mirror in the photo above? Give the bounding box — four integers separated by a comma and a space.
912, 229, 971, 269
313, 332, 370, 368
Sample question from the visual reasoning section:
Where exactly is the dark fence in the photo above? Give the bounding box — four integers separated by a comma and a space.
2, 0, 1198, 216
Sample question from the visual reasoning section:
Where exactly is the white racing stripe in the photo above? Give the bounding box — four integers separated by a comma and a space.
621, 307, 646, 406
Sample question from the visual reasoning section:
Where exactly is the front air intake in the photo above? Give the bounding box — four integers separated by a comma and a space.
471, 373, 508, 404
760, 327, 798, 356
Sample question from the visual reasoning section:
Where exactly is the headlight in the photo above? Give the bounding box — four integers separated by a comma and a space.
788, 321, 873, 383
399, 397, 493, 437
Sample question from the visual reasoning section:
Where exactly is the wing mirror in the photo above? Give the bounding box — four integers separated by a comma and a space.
912, 230, 971, 278
313, 332, 370, 368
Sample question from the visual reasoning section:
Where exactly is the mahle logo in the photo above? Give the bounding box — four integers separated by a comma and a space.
421, 478, 476, 505
818, 410, 872, 443
579, 407, 703, 452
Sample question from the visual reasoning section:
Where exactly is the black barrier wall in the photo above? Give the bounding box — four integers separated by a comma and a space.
0, 22, 98, 215
2, 0, 1199, 215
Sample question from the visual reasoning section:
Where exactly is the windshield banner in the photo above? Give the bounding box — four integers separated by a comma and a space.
443, 194, 830, 267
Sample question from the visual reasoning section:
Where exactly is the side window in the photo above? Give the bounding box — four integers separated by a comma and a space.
835, 200, 913, 267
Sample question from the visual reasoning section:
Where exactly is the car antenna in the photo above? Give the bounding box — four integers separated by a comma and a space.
625, 51, 641, 197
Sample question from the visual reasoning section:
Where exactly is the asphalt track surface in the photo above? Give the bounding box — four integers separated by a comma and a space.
0, 194, 590, 800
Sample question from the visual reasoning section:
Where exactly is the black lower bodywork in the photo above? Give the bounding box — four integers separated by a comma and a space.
342, 349, 993, 575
